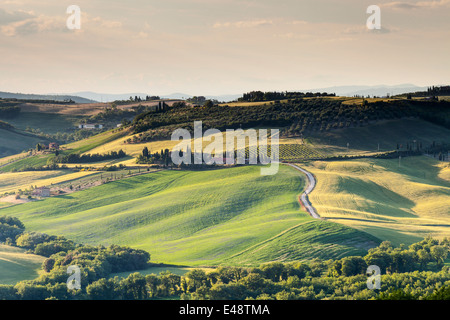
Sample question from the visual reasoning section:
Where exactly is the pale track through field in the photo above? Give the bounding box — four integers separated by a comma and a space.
284, 163, 321, 219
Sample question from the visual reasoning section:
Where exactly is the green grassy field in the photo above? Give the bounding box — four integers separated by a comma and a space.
0, 244, 45, 285
0, 165, 380, 266
63, 128, 129, 154
0, 154, 52, 173
0, 170, 99, 195
305, 156, 450, 246
0, 128, 129, 173
110, 264, 215, 279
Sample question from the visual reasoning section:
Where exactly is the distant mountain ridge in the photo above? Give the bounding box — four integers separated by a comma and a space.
0, 91, 96, 104
70, 91, 243, 103
1, 84, 440, 105
69, 85, 430, 103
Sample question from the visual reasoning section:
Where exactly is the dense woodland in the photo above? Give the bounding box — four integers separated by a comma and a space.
129, 98, 450, 145
238, 91, 336, 102
0, 216, 449, 300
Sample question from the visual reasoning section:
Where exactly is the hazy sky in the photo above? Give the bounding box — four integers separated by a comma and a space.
0, 0, 449, 95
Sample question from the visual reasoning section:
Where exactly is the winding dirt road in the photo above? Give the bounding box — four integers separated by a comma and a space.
284, 163, 321, 219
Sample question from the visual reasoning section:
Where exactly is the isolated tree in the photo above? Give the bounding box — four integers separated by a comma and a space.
119, 273, 148, 300
430, 246, 448, 267
185, 269, 208, 293
142, 147, 149, 158
341, 256, 367, 276
86, 278, 117, 300
417, 249, 431, 269
204, 100, 214, 108
145, 274, 160, 298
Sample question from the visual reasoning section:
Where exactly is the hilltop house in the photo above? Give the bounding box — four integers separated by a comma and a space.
78, 124, 103, 129
48, 142, 59, 150
32, 187, 51, 197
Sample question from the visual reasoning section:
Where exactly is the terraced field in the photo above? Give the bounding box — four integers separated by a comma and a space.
243, 144, 323, 162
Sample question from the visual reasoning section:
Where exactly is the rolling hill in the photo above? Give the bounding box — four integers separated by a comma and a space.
0, 91, 96, 104
0, 165, 380, 266
304, 156, 450, 246
0, 244, 45, 285
308, 118, 450, 156
0, 126, 48, 158
0, 94, 449, 270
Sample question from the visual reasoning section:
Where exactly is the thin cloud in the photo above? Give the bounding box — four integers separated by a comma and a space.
0, 15, 65, 37
0, 11, 123, 37
213, 19, 308, 30
0, 8, 34, 25
89, 16, 123, 29
213, 19, 274, 28
343, 25, 394, 35
383, 0, 450, 9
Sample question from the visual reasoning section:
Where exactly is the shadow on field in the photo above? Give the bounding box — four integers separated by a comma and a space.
341, 176, 417, 218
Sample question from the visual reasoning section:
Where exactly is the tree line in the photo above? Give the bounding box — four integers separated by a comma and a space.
136, 147, 170, 165
401, 85, 450, 98
238, 91, 336, 102
0, 215, 151, 300
53, 150, 127, 164
1, 215, 449, 300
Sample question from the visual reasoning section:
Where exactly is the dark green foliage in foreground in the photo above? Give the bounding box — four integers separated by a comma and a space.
0, 215, 449, 300
0, 216, 151, 300
0, 216, 25, 243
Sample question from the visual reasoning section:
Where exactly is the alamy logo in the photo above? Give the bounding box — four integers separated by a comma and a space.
366, 5, 381, 30
66, 265, 81, 290
66, 5, 81, 30
366, 265, 381, 290
171, 121, 279, 175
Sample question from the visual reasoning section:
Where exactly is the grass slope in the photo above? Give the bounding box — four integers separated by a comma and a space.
0, 154, 52, 173
5, 113, 84, 134
0, 165, 380, 266
0, 170, 98, 194
63, 128, 130, 154
0, 244, 45, 285
71, 118, 450, 170
0, 128, 45, 158
309, 118, 450, 156
0, 129, 129, 172
305, 156, 450, 245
